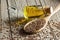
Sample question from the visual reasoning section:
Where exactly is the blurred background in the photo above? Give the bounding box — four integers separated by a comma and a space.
0, 0, 60, 40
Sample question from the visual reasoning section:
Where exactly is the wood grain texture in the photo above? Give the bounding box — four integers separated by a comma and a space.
1, 0, 60, 40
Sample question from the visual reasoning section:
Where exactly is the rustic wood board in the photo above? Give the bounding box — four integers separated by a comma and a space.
1, 0, 60, 40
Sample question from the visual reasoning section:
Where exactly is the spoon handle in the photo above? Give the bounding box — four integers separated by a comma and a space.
48, 5, 60, 20
53, 4, 60, 14
49, 4, 60, 19
43, 6, 60, 30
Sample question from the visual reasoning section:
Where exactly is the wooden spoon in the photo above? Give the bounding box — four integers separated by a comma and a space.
23, 6, 60, 33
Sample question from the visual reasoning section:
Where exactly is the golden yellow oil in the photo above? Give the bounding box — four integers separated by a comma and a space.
15, 17, 35, 26
15, 6, 50, 26
24, 6, 50, 19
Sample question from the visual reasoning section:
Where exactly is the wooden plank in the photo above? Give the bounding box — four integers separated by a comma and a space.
0, 0, 2, 33
45, 0, 60, 10
9, 0, 60, 40
1, 0, 11, 40
1, 0, 60, 40
1, 0, 8, 20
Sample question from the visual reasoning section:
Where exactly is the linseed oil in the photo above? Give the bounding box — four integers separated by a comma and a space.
16, 6, 50, 25
24, 6, 51, 19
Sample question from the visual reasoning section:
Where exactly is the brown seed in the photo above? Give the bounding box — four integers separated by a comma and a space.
24, 18, 46, 33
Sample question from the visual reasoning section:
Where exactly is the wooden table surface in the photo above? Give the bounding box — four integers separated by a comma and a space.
1, 0, 60, 40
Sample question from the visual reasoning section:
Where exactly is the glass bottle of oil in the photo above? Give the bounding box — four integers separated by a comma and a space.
24, 6, 50, 19
16, 6, 50, 26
